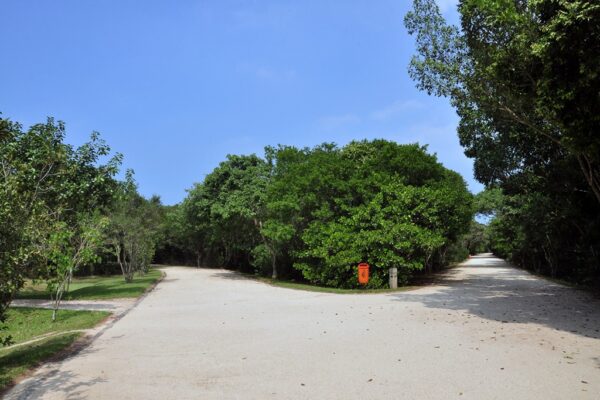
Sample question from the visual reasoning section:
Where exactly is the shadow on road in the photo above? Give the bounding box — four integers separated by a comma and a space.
209, 271, 254, 281
389, 255, 600, 340
9, 370, 106, 400
4, 342, 105, 400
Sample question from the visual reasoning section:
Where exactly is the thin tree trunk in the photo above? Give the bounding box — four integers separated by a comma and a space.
115, 243, 128, 281
577, 154, 600, 204
271, 252, 277, 279
52, 268, 72, 321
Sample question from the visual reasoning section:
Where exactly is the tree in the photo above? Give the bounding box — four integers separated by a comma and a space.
175, 140, 473, 288
404, 0, 600, 285
269, 140, 473, 288
183, 154, 277, 274
107, 172, 163, 283
154, 204, 199, 266
404, 0, 600, 202
46, 215, 107, 320
1, 116, 120, 341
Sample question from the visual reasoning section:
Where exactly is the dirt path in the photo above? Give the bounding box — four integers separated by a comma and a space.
5, 255, 600, 399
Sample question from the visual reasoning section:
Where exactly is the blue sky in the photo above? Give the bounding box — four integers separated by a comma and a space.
0, 0, 481, 205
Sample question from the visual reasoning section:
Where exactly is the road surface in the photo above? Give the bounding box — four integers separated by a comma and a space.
6, 255, 600, 399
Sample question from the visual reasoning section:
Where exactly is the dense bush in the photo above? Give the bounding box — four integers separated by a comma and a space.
166, 140, 474, 288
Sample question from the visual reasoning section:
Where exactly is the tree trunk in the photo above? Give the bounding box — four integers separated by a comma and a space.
577, 154, 600, 204
271, 252, 277, 279
115, 243, 128, 282
51, 269, 72, 322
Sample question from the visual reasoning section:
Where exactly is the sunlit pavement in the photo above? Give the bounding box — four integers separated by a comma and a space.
6, 255, 600, 399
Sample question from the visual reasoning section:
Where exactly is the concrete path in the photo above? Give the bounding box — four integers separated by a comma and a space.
5, 255, 600, 399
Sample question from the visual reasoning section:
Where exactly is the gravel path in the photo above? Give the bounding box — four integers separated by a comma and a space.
5, 255, 600, 399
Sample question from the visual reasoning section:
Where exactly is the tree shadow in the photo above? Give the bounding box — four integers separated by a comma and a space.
209, 271, 254, 281
389, 256, 600, 340
1, 332, 105, 399
157, 277, 179, 283
6, 368, 106, 400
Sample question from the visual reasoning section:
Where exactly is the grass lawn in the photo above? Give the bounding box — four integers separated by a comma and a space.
16, 268, 162, 300
257, 277, 420, 294
0, 307, 109, 392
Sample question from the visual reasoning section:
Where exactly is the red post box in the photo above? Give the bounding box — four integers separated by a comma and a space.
358, 263, 369, 285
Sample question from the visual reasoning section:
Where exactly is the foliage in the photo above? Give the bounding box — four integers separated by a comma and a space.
45, 215, 108, 320
181, 154, 268, 272
1, 116, 120, 343
405, 0, 600, 285
174, 140, 473, 288
107, 172, 163, 283
285, 141, 472, 288
154, 204, 197, 265
405, 0, 600, 201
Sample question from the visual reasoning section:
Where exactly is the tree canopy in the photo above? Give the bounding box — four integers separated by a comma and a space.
171, 140, 473, 288
405, 0, 600, 285
0, 117, 121, 339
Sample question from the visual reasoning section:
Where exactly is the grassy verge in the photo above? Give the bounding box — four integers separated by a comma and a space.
3, 307, 110, 344
0, 307, 109, 392
16, 268, 162, 300
255, 261, 466, 294
0, 333, 81, 392
256, 277, 420, 294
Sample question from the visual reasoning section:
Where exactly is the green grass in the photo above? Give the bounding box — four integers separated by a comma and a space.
0, 307, 110, 392
3, 307, 110, 344
257, 277, 420, 294
16, 269, 162, 300
0, 333, 81, 391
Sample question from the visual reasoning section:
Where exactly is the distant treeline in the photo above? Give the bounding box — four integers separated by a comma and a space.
155, 140, 474, 288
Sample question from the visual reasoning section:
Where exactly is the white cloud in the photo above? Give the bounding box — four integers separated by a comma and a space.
370, 100, 424, 121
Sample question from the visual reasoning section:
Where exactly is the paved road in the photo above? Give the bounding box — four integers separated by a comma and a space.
6, 255, 600, 399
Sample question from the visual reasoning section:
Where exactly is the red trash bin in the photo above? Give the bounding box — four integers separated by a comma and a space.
358, 263, 369, 285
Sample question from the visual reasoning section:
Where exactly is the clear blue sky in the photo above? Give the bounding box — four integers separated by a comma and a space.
0, 0, 481, 205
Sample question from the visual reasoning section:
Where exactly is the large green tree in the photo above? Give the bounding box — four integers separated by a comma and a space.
405, 0, 600, 201
404, 1, 600, 283
1, 116, 120, 341
176, 140, 472, 288
183, 155, 268, 272
107, 172, 163, 283
279, 140, 473, 288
